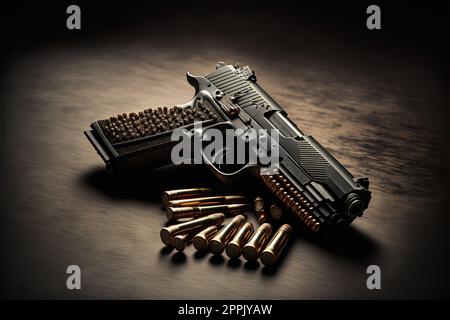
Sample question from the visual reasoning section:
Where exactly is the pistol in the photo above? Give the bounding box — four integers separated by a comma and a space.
85, 62, 371, 233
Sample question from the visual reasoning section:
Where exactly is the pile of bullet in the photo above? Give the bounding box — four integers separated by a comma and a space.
160, 188, 293, 267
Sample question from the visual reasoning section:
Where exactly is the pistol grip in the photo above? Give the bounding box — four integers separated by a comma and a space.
86, 99, 221, 174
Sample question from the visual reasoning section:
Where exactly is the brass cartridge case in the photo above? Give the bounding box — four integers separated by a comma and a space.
166, 203, 249, 221
160, 213, 225, 246
192, 226, 220, 251
254, 197, 265, 212
209, 215, 246, 255
260, 224, 293, 266
254, 197, 270, 224
168, 195, 247, 208
162, 188, 213, 206
242, 223, 273, 261
225, 222, 254, 259
269, 204, 283, 221
173, 233, 196, 252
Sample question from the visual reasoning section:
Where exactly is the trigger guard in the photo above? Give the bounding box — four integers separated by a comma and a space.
203, 157, 260, 185
201, 123, 260, 184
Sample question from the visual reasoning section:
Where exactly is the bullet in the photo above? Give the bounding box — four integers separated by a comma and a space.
270, 204, 283, 221
167, 195, 247, 208
254, 197, 264, 212
193, 226, 219, 251
173, 233, 196, 252
166, 203, 249, 221
162, 188, 213, 206
225, 222, 254, 259
160, 213, 225, 246
242, 223, 273, 261
260, 224, 293, 266
254, 197, 270, 224
209, 215, 246, 255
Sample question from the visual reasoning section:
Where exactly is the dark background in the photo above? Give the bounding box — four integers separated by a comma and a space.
1, 1, 449, 299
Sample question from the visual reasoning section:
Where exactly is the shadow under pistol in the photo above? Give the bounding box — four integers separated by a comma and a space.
84, 62, 371, 233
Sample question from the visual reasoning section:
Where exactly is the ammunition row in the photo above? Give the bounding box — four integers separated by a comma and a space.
160, 213, 225, 247
260, 173, 321, 233
162, 189, 282, 224
164, 188, 249, 221
166, 202, 250, 221
167, 195, 248, 208
100, 103, 218, 143
160, 188, 294, 266
160, 213, 292, 266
